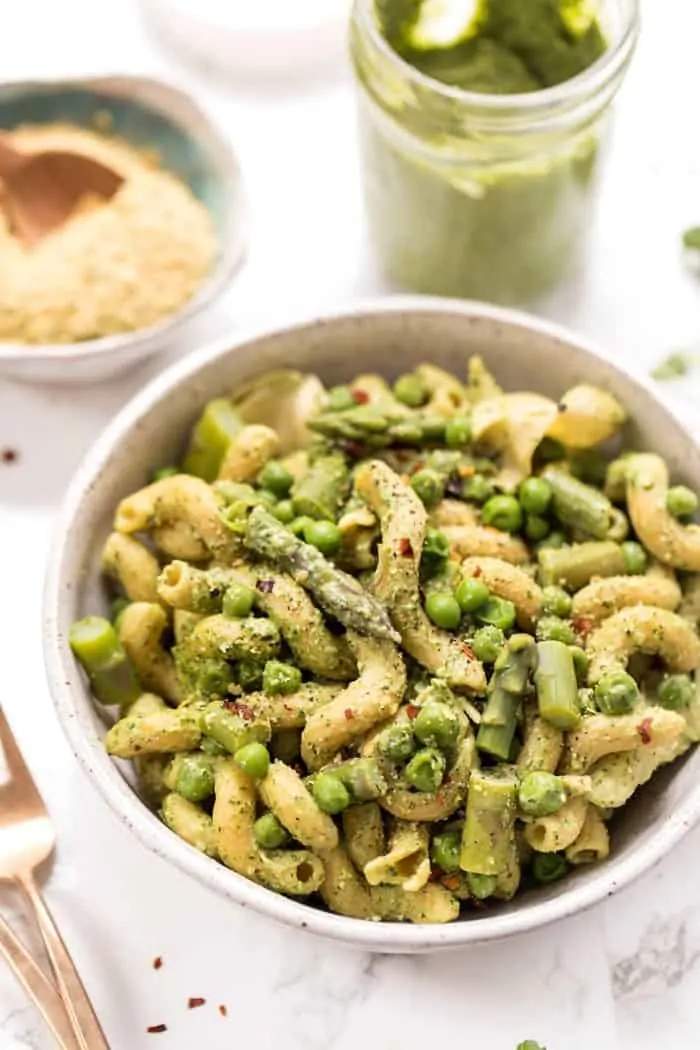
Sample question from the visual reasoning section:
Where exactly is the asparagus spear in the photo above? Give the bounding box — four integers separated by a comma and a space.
244, 506, 399, 643
477, 634, 536, 760
460, 766, 519, 876
69, 616, 141, 709
534, 640, 581, 730
309, 407, 446, 448
542, 467, 617, 539
537, 541, 625, 589
291, 453, 349, 520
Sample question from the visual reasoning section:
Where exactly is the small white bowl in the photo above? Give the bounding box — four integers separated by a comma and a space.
43, 298, 700, 951
0, 75, 246, 385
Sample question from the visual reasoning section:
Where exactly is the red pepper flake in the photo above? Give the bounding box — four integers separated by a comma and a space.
256, 578, 275, 594
406, 704, 419, 720
460, 643, 476, 660
147, 1024, 168, 1034
410, 460, 426, 475
351, 388, 369, 404
472, 566, 483, 578
637, 717, 653, 745
188, 997, 206, 1010
573, 616, 594, 638
236, 703, 255, 722
218, 1005, 228, 1018
344, 708, 354, 721
1, 448, 18, 464
152, 956, 163, 971
399, 537, 414, 558
441, 874, 461, 892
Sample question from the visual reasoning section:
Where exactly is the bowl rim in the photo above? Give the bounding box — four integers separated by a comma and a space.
0, 73, 247, 364
43, 296, 700, 951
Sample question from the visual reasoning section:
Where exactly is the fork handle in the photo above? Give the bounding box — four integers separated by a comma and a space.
0, 910, 81, 1050
17, 873, 111, 1050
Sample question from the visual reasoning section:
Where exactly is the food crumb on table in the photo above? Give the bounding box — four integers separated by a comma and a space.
187, 997, 206, 1009
152, 956, 163, 970
1, 448, 19, 464
146, 1023, 168, 1034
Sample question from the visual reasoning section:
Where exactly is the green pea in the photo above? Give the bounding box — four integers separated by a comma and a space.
303, 519, 342, 555
594, 671, 639, 715
290, 515, 314, 537
532, 853, 569, 884
222, 583, 255, 619
621, 541, 647, 576
430, 830, 461, 873
476, 596, 516, 632
525, 515, 550, 541
175, 754, 215, 802
393, 373, 428, 407
536, 530, 566, 550
568, 645, 589, 683
312, 772, 351, 814
272, 499, 295, 524
413, 703, 460, 749
110, 596, 130, 625
425, 592, 462, 630
254, 812, 291, 849
258, 460, 294, 497
234, 742, 270, 779
411, 468, 445, 508
461, 474, 494, 504
541, 586, 572, 618
236, 660, 264, 692
467, 872, 497, 899
470, 625, 506, 663
455, 577, 490, 613
519, 476, 552, 515
257, 489, 279, 509
518, 771, 566, 817
657, 673, 694, 710
197, 659, 232, 697
516, 1042, 547, 1050
667, 485, 699, 520
536, 615, 575, 644
445, 416, 472, 449
404, 747, 446, 792
326, 385, 356, 412
421, 529, 450, 576
263, 660, 303, 696
482, 495, 523, 533
151, 465, 179, 481
378, 725, 416, 763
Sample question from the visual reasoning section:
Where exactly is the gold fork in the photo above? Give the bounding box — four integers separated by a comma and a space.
0, 706, 111, 1049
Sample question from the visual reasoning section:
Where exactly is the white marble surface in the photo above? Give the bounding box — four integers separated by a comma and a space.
0, 1, 699, 1047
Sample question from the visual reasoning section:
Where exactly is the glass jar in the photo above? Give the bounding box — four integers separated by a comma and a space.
350, 0, 640, 305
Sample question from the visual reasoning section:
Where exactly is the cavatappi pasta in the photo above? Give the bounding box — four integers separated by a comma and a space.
69, 361, 700, 924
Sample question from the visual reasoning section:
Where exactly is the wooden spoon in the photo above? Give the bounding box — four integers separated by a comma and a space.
0, 133, 124, 247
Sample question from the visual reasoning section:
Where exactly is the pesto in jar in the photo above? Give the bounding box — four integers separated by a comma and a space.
351, 0, 615, 304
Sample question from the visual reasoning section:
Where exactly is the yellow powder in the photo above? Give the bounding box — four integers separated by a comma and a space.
0, 124, 217, 344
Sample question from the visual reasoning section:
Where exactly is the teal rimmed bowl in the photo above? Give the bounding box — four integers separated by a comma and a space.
0, 75, 246, 384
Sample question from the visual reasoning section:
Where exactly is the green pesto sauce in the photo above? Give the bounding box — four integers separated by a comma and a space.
376, 0, 606, 94
356, 0, 609, 304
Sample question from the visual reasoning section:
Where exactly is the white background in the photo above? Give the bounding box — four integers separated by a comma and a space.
0, 2, 699, 1048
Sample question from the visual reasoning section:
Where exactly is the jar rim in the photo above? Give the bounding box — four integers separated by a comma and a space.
352, 0, 640, 115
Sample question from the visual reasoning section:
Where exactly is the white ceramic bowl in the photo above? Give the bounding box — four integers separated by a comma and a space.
0, 75, 246, 385
43, 299, 700, 952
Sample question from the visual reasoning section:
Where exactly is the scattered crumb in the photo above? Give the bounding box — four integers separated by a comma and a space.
147, 1024, 168, 1034
188, 997, 206, 1010
152, 956, 163, 971
218, 1005, 228, 1018
1, 448, 18, 464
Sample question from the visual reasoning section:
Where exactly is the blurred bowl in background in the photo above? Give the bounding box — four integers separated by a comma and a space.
0, 75, 247, 385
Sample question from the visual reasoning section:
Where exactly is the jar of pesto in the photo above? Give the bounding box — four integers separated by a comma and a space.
350, 0, 639, 304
